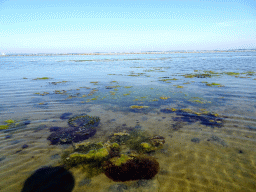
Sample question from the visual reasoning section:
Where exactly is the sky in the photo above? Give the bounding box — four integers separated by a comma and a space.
0, 0, 255, 54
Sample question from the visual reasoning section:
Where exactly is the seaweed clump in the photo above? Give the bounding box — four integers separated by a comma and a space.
103, 155, 159, 182
160, 108, 224, 128
0, 119, 30, 130
47, 114, 100, 145
60, 126, 164, 180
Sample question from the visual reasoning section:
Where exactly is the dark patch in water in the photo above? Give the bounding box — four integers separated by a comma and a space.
248, 126, 256, 131
207, 135, 227, 146
22, 144, 29, 149
5, 135, 12, 139
34, 124, 47, 132
21, 166, 74, 192
161, 108, 224, 128
47, 114, 100, 145
60, 113, 72, 120
0, 156, 6, 162
49, 127, 62, 132
191, 138, 200, 143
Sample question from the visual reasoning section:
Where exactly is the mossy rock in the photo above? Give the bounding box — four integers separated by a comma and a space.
74, 142, 104, 153
68, 115, 100, 129
64, 148, 109, 168
140, 142, 156, 153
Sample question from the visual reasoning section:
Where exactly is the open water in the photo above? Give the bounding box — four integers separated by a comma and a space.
0, 52, 256, 191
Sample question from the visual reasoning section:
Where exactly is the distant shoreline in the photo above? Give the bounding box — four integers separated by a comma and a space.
1, 49, 255, 57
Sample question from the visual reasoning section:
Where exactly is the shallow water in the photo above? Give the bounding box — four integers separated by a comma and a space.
0, 52, 256, 192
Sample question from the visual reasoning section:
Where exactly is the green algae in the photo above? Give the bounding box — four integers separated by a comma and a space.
51, 81, 68, 85
90, 81, 99, 85
140, 142, 156, 153
65, 148, 109, 167
225, 72, 240, 76
0, 119, 16, 129
0, 125, 8, 129
130, 105, 149, 109
159, 78, 178, 82
124, 86, 133, 88
109, 154, 132, 166
206, 82, 224, 87
34, 92, 49, 96
33, 77, 51, 80
4, 119, 15, 124
183, 74, 195, 78
159, 96, 169, 100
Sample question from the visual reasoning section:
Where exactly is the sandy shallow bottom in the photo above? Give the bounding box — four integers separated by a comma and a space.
0, 105, 255, 192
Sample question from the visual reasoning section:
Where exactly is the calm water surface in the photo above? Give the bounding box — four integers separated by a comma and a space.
0, 52, 256, 192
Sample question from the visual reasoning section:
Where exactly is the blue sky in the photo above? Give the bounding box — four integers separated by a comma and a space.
0, 0, 255, 53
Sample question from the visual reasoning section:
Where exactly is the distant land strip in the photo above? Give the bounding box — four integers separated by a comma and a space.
1, 49, 256, 57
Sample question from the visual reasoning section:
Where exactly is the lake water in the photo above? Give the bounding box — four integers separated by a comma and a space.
0, 52, 256, 192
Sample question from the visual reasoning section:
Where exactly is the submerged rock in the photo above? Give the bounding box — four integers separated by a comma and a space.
47, 114, 100, 145
161, 108, 224, 128
103, 155, 159, 182
64, 148, 109, 168
68, 114, 100, 129
60, 113, 72, 120
191, 138, 200, 143
207, 135, 227, 146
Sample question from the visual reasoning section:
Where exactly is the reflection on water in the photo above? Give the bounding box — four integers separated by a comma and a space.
0, 52, 256, 192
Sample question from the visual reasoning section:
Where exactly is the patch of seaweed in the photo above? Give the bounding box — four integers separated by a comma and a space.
47, 114, 100, 145
160, 108, 224, 128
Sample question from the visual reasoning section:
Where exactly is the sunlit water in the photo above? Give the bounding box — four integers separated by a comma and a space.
0, 52, 256, 192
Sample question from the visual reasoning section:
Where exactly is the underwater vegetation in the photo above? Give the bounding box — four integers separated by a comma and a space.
205, 82, 224, 87
130, 105, 149, 109
103, 155, 159, 182
159, 96, 169, 100
47, 114, 100, 145
60, 113, 73, 120
34, 92, 49, 96
0, 119, 30, 130
160, 108, 224, 128
60, 126, 164, 181
33, 77, 51, 80
50, 81, 68, 85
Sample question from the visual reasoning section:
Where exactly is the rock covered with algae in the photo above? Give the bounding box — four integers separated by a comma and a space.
0, 119, 30, 130
103, 154, 159, 182
64, 148, 109, 168
47, 114, 100, 145
59, 127, 164, 181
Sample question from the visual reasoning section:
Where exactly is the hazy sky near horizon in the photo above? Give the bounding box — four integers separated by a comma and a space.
0, 0, 255, 53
